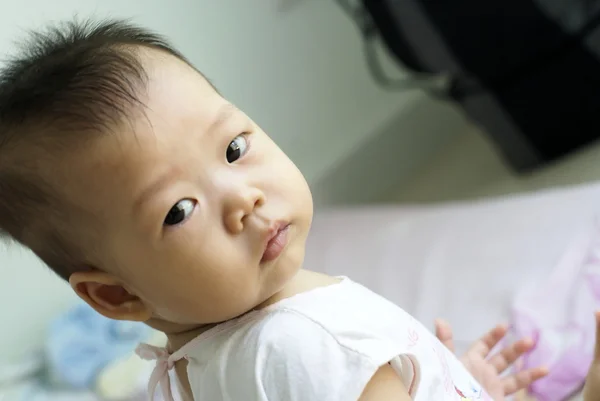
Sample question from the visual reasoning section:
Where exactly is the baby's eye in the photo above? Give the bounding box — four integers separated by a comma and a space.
226, 134, 249, 163
164, 199, 196, 226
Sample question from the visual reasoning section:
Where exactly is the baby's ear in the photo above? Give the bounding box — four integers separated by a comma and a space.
69, 270, 152, 322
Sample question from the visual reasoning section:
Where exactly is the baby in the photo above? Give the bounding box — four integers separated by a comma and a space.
0, 19, 598, 401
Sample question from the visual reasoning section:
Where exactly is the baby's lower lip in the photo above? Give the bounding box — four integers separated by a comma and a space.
261, 225, 290, 263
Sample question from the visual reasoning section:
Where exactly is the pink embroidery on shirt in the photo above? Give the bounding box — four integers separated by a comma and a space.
432, 344, 453, 395
407, 326, 419, 348
455, 386, 469, 400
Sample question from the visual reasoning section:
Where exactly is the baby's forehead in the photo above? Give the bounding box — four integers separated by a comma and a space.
138, 52, 227, 136
142, 50, 220, 108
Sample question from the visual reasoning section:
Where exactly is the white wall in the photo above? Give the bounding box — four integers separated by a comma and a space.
312, 94, 470, 205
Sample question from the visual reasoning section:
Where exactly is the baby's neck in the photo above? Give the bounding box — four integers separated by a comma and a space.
158, 269, 337, 352
167, 324, 216, 353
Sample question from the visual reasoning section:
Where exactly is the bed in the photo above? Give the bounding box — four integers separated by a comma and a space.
305, 181, 600, 400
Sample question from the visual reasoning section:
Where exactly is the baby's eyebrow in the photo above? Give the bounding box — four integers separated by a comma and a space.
207, 103, 237, 137
134, 167, 177, 212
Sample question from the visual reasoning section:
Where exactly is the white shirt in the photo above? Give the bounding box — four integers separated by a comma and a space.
137, 277, 490, 400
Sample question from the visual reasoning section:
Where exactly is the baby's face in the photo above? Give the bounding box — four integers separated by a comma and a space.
64, 50, 313, 325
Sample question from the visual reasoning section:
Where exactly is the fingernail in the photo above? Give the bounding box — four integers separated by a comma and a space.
521, 337, 534, 347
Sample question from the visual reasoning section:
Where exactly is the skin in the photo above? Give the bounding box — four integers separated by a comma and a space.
584, 312, 600, 401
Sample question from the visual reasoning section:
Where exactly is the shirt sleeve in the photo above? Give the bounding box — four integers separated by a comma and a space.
212, 310, 384, 401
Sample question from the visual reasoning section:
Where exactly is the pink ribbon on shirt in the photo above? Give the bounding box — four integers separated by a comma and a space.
136, 343, 178, 401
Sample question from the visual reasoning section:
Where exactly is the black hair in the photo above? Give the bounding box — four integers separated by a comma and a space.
0, 18, 192, 281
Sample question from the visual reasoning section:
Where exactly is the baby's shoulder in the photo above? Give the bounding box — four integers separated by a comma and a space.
204, 295, 416, 374
186, 282, 485, 400
192, 309, 388, 401
229, 307, 348, 357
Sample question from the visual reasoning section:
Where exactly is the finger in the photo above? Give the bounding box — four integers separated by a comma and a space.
469, 324, 508, 358
503, 366, 549, 395
594, 311, 600, 360
488, 337, 535, 373
435, 319, 456, 353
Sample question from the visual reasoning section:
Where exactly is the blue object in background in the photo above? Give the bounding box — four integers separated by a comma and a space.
12, 380, 98, 401
46, 301, 151, 389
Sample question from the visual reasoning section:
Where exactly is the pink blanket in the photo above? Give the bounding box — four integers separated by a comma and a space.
510, 220, 600, 400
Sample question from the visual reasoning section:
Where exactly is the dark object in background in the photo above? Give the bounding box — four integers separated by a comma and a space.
358, 0, 600, 172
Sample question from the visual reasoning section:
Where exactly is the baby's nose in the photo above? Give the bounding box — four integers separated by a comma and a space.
223, 187, 265, 234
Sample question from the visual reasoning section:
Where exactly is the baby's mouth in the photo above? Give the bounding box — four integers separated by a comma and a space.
261, 222, 290, 263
